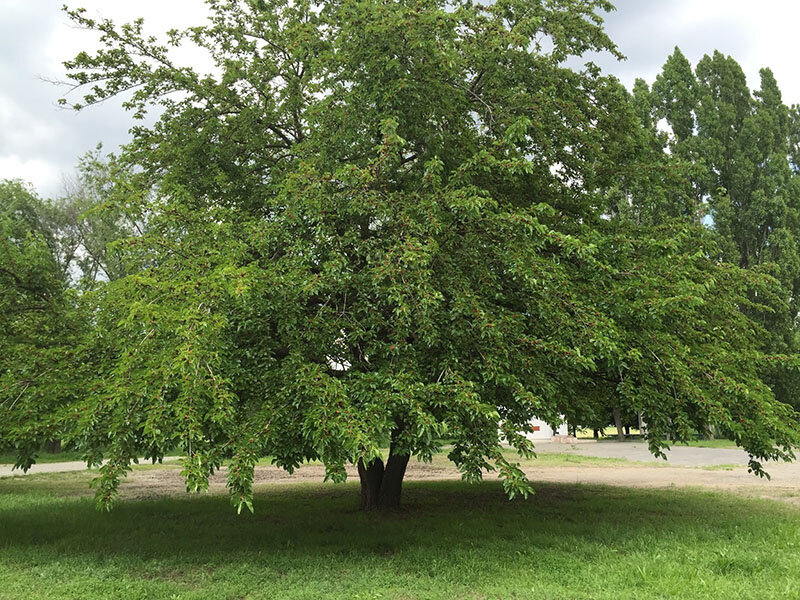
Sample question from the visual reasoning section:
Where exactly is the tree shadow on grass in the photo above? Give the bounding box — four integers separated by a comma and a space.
0, 479, 797, 598
0, 479, 792, 554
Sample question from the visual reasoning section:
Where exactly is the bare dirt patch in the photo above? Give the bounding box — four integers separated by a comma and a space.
118, 460, 800, 507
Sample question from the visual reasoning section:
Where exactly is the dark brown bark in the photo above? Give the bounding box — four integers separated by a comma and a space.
357, 441, 410, 511
45, 440, 61, 454
377, 447, 410, 509
357, 457, 384, 510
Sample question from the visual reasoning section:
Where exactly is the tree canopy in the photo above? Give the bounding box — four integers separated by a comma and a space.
0, 181, 84, 464
1, 0, 799, 512
640, 47, 800, 409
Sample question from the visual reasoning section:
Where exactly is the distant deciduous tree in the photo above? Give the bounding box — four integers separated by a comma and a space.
0, 181, 86, 464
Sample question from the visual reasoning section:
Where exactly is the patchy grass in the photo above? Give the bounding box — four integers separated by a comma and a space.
701, 464, 741, 472
253, 450, 642, 470
501, 449, 650, 468
674, 439, 739, 449
1, 471, 799, 599
582, 436, 740, 449
0, 449, 86, 465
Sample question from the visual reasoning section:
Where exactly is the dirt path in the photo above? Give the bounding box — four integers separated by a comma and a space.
4, 445, 799, 507
117, 460, 800, 507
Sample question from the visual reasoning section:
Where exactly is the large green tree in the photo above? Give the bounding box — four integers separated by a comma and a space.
3, 0, 798, 512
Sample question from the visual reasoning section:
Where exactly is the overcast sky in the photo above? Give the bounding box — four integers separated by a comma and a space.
2, 0, 799, 197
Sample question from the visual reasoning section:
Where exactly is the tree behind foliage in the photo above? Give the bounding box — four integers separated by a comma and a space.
57, 147, 136, 287
642, 47, 800, 410
576, 74, 795, 450
0, 181, 84, 465
0, 151, 135, 467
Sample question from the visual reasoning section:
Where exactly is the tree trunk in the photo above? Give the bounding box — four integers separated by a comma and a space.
358, 456, 385, 511
593, 429, 599, 440
45, 440, 61, 454
612, 407, 625, 441
357, 442, 410, 511
378, 448, 410, 509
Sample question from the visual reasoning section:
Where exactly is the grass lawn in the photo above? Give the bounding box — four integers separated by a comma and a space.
259, 450, 642, 470
0, 449, 86, 465
673, 439, 739, 449
0, 450, 635, 470
1, 469, 799, 599
577, 431, 739, 450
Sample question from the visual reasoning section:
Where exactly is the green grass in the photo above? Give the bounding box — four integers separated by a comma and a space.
674, 439, 739, 449
0, 449, 86, 465
583, 435, 740, 449
0, 450, 633, 475
1, 471, 799, 599
463, 449, 639, 468
520, 451, 635, 467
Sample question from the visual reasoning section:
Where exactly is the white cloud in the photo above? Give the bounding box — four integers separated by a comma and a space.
672, 0, 800, 100
604, 0, 800, 102
0, 155, 60, 194
0, 1, 210, 197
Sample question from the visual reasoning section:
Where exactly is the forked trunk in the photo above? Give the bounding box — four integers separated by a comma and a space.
357, 444, 410, 511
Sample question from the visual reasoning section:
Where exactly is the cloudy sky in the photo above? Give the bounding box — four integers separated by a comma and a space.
2, 0, 799, 197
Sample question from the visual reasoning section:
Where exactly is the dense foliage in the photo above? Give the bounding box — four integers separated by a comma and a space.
640, 48, 800, 409
0, 181, 83, 463
1, 0, 799, 512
